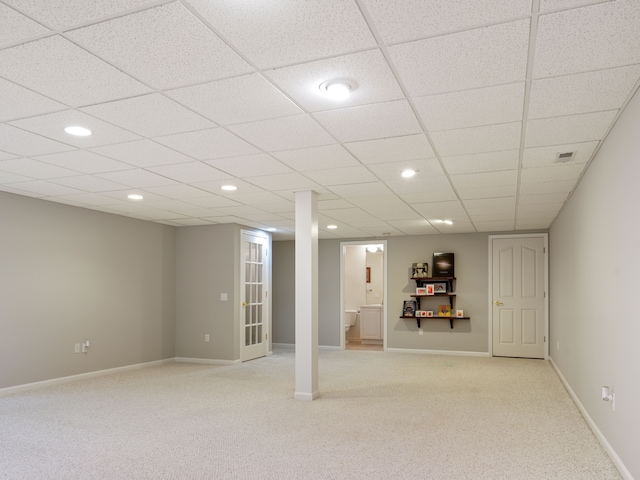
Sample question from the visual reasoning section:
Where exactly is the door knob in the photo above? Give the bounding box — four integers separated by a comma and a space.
494, 301, 504, 306
242, 301, 248, 307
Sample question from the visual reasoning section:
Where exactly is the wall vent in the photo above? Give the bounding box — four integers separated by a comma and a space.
555, 151, 576, 163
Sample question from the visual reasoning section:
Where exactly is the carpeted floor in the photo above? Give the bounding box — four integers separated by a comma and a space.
0, 348, 621, 479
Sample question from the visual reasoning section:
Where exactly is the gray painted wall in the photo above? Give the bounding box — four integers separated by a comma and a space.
0, 192, 176, 389
549, 88, 640, 478
272, 233, 491, 353
175, 224, 240, 361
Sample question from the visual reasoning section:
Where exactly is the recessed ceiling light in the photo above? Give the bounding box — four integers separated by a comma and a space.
401, 169, 417, 178
266, 227, 277, 232
64, 126, 92, 137
327, 225, 338, 229
128, 194, 144, 200
319, 78, 358, 101
433, 219, 453, 225
221, 185, 237, 191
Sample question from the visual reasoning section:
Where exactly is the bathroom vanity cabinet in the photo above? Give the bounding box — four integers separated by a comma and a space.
360, 305, 383, 340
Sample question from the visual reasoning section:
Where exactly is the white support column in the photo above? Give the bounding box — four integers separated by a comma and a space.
294, 190, 319, 401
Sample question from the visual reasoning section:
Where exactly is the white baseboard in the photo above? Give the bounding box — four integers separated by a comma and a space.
386, 347, 490, 357
175, 357, 240, 365
271, 343, 340, 351
549, 357, 633, 480
0, 358, 174, 397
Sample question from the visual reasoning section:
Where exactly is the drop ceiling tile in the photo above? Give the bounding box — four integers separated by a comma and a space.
206, 154, 293, 178
50, 175, 128, 192
529, 66, 640, 119
183, 195, 243, 209
474, 221, 516, 232
0, 36, 150, 106
411, 200, 468, 220
2, 0, 162, 30
0, 3, 50, 45
515, 220, 552, 230
430, 222, 476, 234
414, 83, 525, 132
470, 213, 516, 222
431, 122, 522, 157
539, 0, 610, 11
400, 188, 458, 203
266, 49, 404, 112
272, 145, 359, 172
0, 78, 66, 122
0, 124, 75, 157
522, 141, 599, 168
441, 150, 520, 175
328, 182, 394, 199
143, 201, 220, 218
303, 167, 378, 186
314, 100, 422, 143
534, 1, 640, 78
388, 20, 530, 96
518, 203, 563, 216
67, 3, 252, 89
386, 219, 439, 236
346, 134, 435, 165
319, 199, 354, 210
362, 0, 531, 43
451, 170, 518, 190
321, 207, 379, 223
166, 73, 301, 126
155, 128, 260, 160
363, 204, 422, 222
245, 172, 319, 192
188, 0, 376, 68
147, 162, 232, 184
213, 205, 267, 217
463, 197, 516, 215
191, 179, 265, 196
520, 164, 586, 183
97, 169, 178, 188
457, 185, 517, 200
368, 158, 445, 181
389, 175, 456, 195
226, 192, 292, 208
143, 184, 214, 199
228, 115, 335, 152
519, 180, 576, 195
34, 150, 133, 174
90, 139, 194, 168
525, 111, 616, 148
0, 170, 32, 184
0, 151, 17, 161
9, 110, 140, 148
347, 195, 406, 209
276, 188, 337, 202
518, 193, 569, 205
6, 180, 84, 196
51, 193, 121, 207
81, 94, 214, 137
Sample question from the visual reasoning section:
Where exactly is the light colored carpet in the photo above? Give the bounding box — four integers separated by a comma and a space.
0, 348, 621, 479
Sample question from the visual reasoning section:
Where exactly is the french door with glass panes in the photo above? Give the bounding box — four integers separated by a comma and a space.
241, 231, 269, 362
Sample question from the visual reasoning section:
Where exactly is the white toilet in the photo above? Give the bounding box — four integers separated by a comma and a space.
344, 310, 359, 341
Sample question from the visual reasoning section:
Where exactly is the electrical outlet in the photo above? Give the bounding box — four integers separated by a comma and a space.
418, 328, 423, 336
74, 343, 81, 354
205, 334, 210, 342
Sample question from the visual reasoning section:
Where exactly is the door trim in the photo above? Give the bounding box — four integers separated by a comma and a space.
488, 233, 549, 359
339, 240, 387, 351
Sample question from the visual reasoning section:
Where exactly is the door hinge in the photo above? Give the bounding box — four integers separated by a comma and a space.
265, 333, 268, 340
544, 336, 546, 342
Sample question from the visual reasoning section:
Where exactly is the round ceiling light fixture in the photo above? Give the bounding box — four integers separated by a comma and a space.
327, 224, 338, 229
64, 125, 92, 137
319, 78, 358, 101
128, 194, 144, 200
221, 185, 238, 191
401, 168, 417, 178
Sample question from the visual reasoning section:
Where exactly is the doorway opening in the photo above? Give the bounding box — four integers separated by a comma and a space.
340, 241, 387, 351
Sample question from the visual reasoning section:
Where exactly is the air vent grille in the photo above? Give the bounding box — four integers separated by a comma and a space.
556, 151, 576, 163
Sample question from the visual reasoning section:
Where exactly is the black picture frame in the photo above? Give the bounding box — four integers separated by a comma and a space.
402, 300, 417, 317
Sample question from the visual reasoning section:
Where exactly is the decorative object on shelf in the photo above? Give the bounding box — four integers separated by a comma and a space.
432, 252, 454, 277
456, 310, 464, 317
438, 305, 451, 317
426, 311, 433, 317
416, 287, 427, 295
433, 282, 447, 293
426, 284, 434, 295
412, 262, 428, 278
416, 310, 427, 317
402, 300, 417, 317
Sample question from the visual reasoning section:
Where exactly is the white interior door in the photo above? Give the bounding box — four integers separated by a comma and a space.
241, 232, 269, 362
491, 236, 547, 359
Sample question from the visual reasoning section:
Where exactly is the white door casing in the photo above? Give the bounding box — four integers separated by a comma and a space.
490, 235, 548, 359
241, 231, 269, 362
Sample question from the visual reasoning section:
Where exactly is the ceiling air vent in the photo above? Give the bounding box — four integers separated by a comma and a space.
555, 151, 576, 163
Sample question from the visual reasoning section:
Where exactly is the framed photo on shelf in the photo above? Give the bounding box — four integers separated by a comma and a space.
426, 284, 435, 295
456, 310, 464, 317
426, 311, 433, 317
438, 305, 451, 317
416, 310, 427, 317
416, 287, 427, 295
433, 282, 447, 294
402, 300, 417, 317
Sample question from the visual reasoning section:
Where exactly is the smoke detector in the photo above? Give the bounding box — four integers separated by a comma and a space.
555, 151, 576, 164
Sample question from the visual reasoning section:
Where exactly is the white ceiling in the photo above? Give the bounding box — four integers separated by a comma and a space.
1, 0, 639, 240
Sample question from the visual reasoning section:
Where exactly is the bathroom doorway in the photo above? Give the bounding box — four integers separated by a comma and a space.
340, 241, 387, 351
